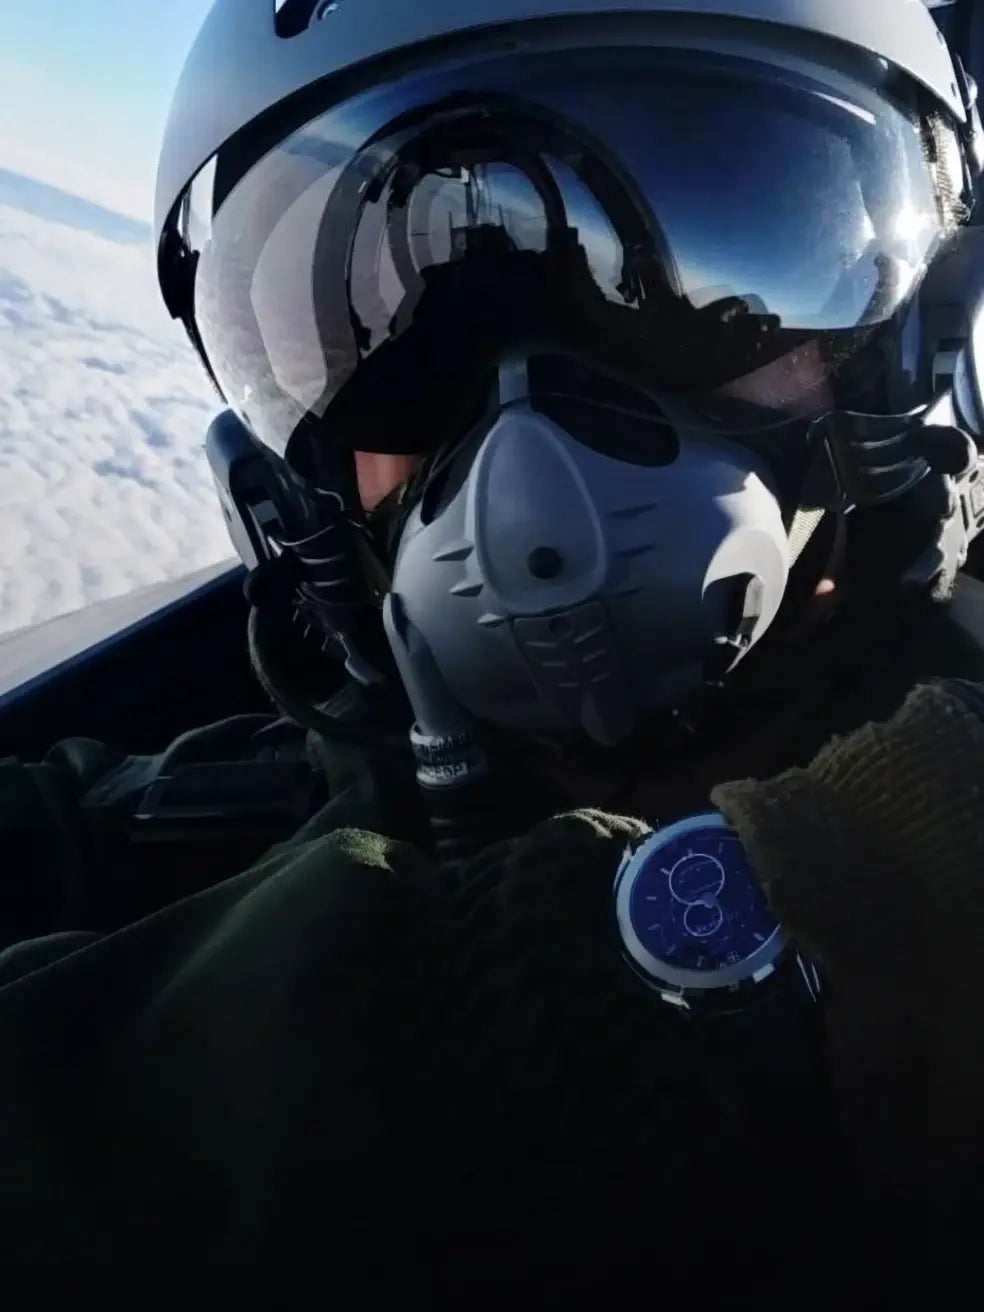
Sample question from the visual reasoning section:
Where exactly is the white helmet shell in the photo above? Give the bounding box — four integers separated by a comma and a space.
156, 0, 965, 248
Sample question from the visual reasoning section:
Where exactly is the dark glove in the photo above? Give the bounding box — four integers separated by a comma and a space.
711, 679, 984, 1203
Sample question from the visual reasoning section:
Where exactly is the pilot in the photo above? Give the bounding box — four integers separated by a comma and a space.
1, 0, 984, 1287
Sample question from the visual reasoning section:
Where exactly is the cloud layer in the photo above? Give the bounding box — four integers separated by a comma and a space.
0, 197, 233, 637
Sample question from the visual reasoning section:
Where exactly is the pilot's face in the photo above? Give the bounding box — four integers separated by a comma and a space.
354, 451, 423, 510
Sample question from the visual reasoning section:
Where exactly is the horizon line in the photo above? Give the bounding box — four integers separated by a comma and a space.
0, 165, 153, 247
0, 152, 153, 227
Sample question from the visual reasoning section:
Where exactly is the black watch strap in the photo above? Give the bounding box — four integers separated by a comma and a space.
697, 953, 847, 1178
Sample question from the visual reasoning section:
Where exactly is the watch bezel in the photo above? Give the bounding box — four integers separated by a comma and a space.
614, 810, 787, 994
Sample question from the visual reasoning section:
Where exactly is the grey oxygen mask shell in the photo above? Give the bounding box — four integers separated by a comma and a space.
385, 403, 791, 746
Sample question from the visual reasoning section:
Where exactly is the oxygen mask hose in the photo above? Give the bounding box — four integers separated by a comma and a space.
382, 592, 504, 869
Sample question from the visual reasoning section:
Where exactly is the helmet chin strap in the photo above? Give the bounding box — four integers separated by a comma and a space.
805, 402, 984, 600
787, 504, 827, 568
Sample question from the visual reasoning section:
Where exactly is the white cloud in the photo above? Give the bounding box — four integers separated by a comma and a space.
0, 201, 234, 637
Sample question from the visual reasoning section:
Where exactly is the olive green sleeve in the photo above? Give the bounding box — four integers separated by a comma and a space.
711, 679, 984, 1200
0, 820, 435, 1261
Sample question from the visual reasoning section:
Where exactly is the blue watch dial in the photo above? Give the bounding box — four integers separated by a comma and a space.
625, 818, 780, 973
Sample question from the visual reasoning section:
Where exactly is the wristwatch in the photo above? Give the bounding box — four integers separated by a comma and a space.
613, 811, 840, 1170
614, 810, 820, 1014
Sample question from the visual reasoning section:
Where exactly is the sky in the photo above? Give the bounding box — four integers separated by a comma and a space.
0, 1, 212, 220
0, 1, 232, 641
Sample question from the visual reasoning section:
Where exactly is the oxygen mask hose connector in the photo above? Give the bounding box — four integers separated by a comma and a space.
382, 592, 503, 869
408, 722, 499, 868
